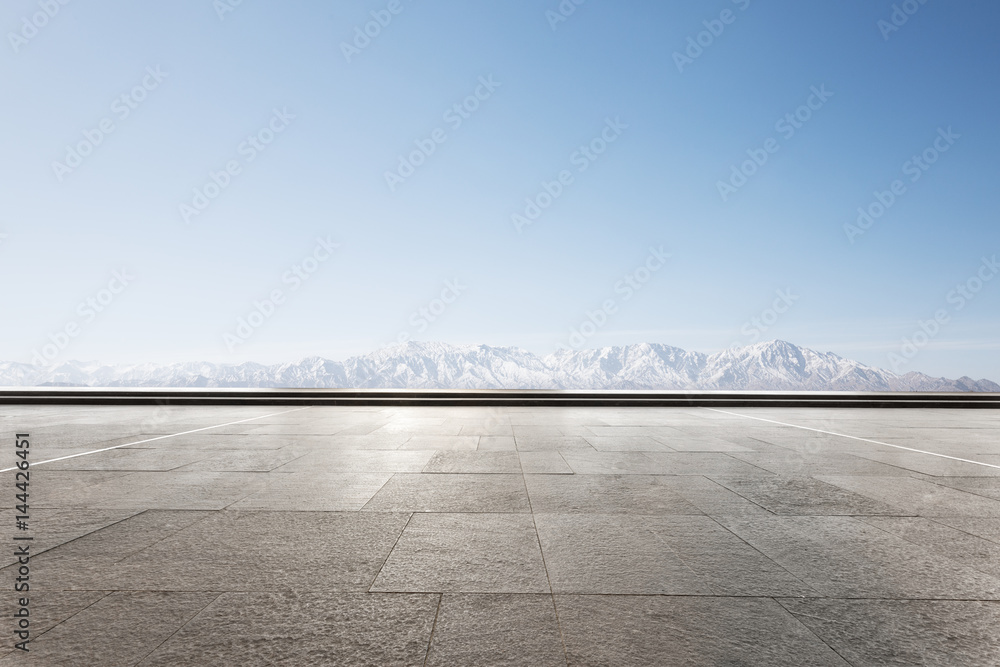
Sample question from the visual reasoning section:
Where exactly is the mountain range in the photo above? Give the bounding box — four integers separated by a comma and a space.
1, 340, 997, 392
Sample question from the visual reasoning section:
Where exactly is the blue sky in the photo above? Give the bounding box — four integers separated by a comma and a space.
2, 0, 998, 381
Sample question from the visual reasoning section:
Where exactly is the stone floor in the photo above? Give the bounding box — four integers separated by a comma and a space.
1, 404, 999, 665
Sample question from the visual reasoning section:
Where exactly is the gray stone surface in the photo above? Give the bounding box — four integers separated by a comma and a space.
422, 451, 522, 474
362, 473, 531, 513
425, 594, 565, 666
371, 513, 549, 593
0, 591, 218, 666
778, 598, 1000, 666
557, 595, 850, 666
524, 474, 703, 515
5, 404, 1000, 664
229, 472, 392, 511
139, 592, 439, 666
713, 475, 901, 515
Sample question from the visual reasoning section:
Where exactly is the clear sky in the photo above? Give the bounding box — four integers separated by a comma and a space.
2, 0, 998, 381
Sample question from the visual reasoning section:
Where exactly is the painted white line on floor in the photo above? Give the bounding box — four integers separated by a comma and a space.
703, 407, 1000, 470
2, 406, 311, 472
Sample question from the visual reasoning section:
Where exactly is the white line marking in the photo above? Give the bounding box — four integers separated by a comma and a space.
703, 407, 1000, 470
2, 406, 311, 472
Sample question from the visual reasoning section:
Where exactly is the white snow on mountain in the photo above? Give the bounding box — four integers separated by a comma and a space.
0, 341, 996, 392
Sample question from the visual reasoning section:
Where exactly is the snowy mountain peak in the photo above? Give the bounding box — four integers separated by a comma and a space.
1, 340, 996, 392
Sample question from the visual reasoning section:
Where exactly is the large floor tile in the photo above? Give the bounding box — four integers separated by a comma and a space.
362, 473, 530, 513
557, 595, 849, 666
20, 511, 411, 592
719, 515, 1000, 599
0, 592, 218, 667
371, 513, 549, 593
778, 598, 1000, 666
712, 476, 901, 515
425, 594, 565, 667
524, 474, 703, 515
139, 592, 439, 667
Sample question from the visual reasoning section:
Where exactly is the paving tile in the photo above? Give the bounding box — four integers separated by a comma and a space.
0, 591, 218, 667
371, 513, 549, 593
652, 434, 755, 452
16, 470, 129, 507
518, 452, 573, 474
850, 451, 1000, 477
271, 449, 436, 473
582, 436, 674, 452
362, 474, 530, 513
730, 451, 914, 477
719, 515, 1000, 599
478, 436, 517, 451
22, 511, 411, 592
641, 452, 775, 476
38, 447, 211, 471
142, 433, 296, 450
0, 509, 141, 564
860, 516, 1000, 578
559, 452, 664, 475
712, 476, 901, 515
398, 436, 480, 451
229, 472, 392, 511
922, 476, 1000, 501
325, 434, 414, 450
53, 472, 265, 510
524, 475, 702, 515
513, 425, 593, 437
557, 595, 849, 666
139, 592, 439, 667
372, 422, 463, 437
817, 475, 1000, 517
929, 517, 1000, 544
658, 475, 773, 516
459, 424, 515, 437
645, 516, 816, 597
36, 510, 213, 562
514, 436, 594, 451
0, 591, 108, 646
426, 594, 565, 667
584, 426, 660, 437
778, 598, 1000, 667
533, 514, 712, 594
422, 451, 521, 474
171, 447, 306, 472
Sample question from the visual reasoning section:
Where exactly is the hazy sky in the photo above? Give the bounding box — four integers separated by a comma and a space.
2, 0, 998, 380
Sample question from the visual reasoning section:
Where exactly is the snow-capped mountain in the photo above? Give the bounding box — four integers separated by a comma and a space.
0, 341, 996, 392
